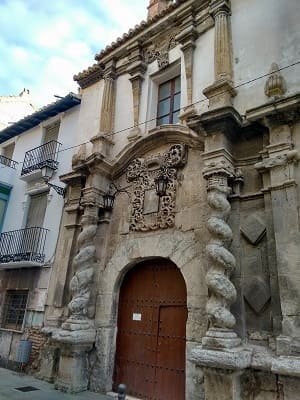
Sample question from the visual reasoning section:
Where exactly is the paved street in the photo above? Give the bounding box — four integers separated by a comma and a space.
0, 367, 113, 400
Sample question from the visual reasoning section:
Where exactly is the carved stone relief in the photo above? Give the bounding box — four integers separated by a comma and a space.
126, 144, 187, 231
144, 29, 179, 69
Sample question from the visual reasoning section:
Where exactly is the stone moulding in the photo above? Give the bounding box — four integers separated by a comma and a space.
190, 344, 300, 378
126, 143, 187, 231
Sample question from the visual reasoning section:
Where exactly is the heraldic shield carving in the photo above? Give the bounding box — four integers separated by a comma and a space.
126, 144, 187, 231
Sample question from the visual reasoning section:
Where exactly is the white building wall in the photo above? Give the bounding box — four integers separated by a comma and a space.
231, 0, 300, 113
0, 105, 80, 262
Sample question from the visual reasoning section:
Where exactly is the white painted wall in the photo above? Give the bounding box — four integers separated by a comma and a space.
76, 81, 103, 157
113, 73, 134, 156
0, 104, 80, 263
193, 28, 215, 115
231, 0, 300, 113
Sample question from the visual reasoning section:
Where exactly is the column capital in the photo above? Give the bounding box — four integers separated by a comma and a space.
102, 59, 116, 80
203, 160, 235, 182
209, 0, 231, 18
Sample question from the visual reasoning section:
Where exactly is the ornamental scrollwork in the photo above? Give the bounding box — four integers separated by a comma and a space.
144, 29, 179, 70
126, 144, 187, 231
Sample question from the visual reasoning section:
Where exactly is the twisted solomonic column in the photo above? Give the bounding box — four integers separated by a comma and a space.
53, 190, 98, 343
202, 163, 241, 349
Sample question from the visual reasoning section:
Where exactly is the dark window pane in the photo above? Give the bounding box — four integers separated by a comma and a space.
2, 290, 28, 330
172, 111, 180, 124
159, 81, 171, 100
174, 76, 181, 93
173, 93, 181, 111
158, 98, 170, 117
158, 115, 170, 125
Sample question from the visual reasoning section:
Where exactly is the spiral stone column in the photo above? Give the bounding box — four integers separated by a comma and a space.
52, 189, 100, 343
202, 163, 241, 349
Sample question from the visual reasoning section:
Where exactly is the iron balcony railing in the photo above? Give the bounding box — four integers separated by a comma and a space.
0, 154, 18, 169
21, 140, 61, 176
0, 227, 48, 264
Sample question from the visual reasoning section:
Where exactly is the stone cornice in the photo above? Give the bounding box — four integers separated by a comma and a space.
74, 64, 104, 89
246, 93, 300, 126
74, 0, 211, 88
187, 106, 242, 138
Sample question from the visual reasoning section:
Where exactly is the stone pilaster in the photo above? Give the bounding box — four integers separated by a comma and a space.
44, 171, 84, 328
254, 113, 300, 355
99, 61, 116, 135
127, 42, 146, 141
203, 0, 236, 109
211, 0, 232, 81
202, 161, 241, 349
176, 9, 198, 121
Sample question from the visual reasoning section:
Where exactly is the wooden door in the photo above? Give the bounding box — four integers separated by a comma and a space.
113, 259, 187, 400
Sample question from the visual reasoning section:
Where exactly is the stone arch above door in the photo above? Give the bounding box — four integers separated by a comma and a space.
102, 230, 204, 300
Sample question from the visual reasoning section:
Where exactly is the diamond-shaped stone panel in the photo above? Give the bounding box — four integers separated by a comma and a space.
244, 277, 271, 314
240, 214, 266, 245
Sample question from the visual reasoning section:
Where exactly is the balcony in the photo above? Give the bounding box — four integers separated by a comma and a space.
0, 155, 18, 169
0, 227, 48, 269
20, 140, 61, 181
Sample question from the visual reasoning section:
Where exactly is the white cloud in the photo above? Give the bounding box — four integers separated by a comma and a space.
0, 0, 149, 106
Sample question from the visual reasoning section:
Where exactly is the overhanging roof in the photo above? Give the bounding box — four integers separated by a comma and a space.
0, 92, 81, 144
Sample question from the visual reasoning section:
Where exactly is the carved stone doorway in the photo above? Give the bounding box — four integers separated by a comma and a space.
113, 259, 187, 400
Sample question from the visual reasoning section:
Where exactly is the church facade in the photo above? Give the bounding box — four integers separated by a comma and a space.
29, 0, 300, 399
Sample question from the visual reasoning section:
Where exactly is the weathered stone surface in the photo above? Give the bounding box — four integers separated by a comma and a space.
240, 214, 266, 245
244, 277, 271, 314
190, 346, 252, 370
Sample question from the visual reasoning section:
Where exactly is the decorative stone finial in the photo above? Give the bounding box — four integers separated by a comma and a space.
265, 63, 286, 98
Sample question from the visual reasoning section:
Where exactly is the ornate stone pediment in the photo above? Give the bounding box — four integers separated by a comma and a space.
126, 144, 187, 231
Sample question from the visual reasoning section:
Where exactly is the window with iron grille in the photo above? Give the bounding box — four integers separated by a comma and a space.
157, 76, 181, 126
2, 290, 28, 330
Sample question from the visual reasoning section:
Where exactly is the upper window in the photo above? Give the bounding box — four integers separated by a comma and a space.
157, 76, 181, 126
43, 120, 60, 144
1, 290, 28, 331
0, 185, 11, 233
2, 143, 15, 160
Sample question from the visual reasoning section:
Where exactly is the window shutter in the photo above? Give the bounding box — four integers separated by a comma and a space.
26, 192, 48, 228
43, 121, 60, 144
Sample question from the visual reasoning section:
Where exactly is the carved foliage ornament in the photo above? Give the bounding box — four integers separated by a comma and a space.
144, 29, 179, 69
126, 144, 187, 231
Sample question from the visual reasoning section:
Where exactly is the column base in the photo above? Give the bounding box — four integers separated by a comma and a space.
55, 343, 93, 393
203, 368, 243, 400
179, 105, 197, 123
36, 344, 59, 383
203, 79, 236, 110
202, 328, 242, 349
190, 345, 252, 400
127, 126, 142, 142
190, 345, 252, 370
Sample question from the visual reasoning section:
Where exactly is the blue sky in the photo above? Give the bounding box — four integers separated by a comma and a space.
0, 0, 149, 106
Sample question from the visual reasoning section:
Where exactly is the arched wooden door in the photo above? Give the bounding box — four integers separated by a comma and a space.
113, 259, 187, 400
